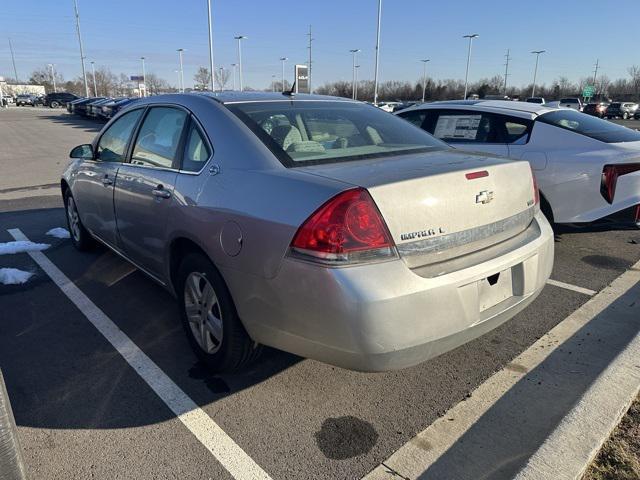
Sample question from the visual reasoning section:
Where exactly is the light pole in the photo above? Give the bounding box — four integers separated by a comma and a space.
73, 0, 89, 97
48, 64, 57, 93
280, 57, 288, 92
420, 59, 430, 103
206, 0, 215, 92
350, 49, 360, 100
272, 74, 276, 92
373, 0, 382, 105
531, 50, 546, 97
218, 66, 225, 92
177, 48, 185, 92
140, 57, 146, 97
355, 65, 360, 100
8, 39, 19, 83
234, 35, 247, 91
231, 63, 237, 90
90, 61, 97, 96
174, 70, 180, 91
463, 34, 479, 100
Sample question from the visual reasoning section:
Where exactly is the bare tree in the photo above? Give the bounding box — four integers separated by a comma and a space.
214, 68, 231, 91
628, 66, 640, 100
145, 73, 171, 95
29, 65, 65, 93
193, 67, 211, 90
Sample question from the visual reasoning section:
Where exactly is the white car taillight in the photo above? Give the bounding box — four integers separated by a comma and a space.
290, 188, 398, 265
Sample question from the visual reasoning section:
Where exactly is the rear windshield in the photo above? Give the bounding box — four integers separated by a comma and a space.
226, 101, 447, 167
560, 98, 579, 104
609, 103, 621, 108
538, 109, 640, 143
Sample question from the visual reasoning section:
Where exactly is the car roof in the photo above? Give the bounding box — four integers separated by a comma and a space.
401, 99, 557, 118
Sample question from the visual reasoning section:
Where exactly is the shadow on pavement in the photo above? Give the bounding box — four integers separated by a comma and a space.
34, 112, 105, 133
418, 279, 640, 480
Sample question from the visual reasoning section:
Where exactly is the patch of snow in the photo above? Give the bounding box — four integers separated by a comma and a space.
46, 227, 71, 239
0, 268, 34, 285
0, 241, 50, 255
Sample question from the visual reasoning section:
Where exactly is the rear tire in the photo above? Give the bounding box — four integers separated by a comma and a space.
623, 112, 629, 120
64, 190, 94, 251
50, 101, 60, 108
177, 253, 261, 373
540, 194, 555, 227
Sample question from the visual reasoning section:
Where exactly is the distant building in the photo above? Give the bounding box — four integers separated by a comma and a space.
0, 81, 46, 96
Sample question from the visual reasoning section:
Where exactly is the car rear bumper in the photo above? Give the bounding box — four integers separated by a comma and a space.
227, 212, 554, 371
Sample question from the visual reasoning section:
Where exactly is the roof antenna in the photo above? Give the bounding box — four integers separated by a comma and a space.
283, 81, 296, 97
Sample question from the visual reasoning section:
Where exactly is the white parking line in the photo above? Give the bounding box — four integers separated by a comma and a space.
8, 228, 272, 480
546, 278, 597, 296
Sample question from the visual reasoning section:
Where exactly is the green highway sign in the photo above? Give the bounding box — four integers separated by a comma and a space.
583, 85, 595, 97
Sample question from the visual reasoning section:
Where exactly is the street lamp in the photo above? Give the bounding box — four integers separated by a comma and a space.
420, 59, 430, 103
373, 0, 382, 105
218, 66, 225, 92
234, 35, 247, 91
355, 65, 361, 100
90, 61, 97, 97
177, 48, 185, 92
350, 49, 360, 100
531, 50, 546, 97
206, 0, 215, 92
174, 70, 180, 91
280, 57, 288, 92
48, 64, 57, 93
140, 57, 146, 97
231, 63, 237, 91
272, 74, 276, 92
463, 34, 479, 100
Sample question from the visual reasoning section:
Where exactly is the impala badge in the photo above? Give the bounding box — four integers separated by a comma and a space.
475, 190, 494, 204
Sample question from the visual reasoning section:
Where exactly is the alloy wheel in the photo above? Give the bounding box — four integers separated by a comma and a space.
66, 196, 81, 242
183, 272, 224, 354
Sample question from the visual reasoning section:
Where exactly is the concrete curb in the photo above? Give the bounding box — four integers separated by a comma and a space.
364, 260, 640, 480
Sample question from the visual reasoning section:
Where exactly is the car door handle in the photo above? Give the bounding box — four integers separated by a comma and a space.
102, 177, 113, 186
152, 186, 171, 199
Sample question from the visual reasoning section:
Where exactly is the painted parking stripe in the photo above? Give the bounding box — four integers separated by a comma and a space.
8, 229, 272, 480
364, 259, 640, 480
546, 278, 597, 296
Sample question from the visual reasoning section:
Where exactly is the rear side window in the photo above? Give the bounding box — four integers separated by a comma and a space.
96, 109, 143, 162
182, 123, 211, 172
431, 110, 500, 143
131, 107, 188, 169
537, 109, 640, 143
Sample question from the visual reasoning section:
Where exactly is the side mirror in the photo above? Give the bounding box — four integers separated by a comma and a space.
69, 144, 94, 159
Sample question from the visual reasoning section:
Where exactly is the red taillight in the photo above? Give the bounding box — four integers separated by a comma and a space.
291, 188, 396, 264
600, 164, 640, 204
530, 165, 540, 206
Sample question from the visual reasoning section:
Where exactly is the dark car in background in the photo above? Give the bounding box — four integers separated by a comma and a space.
15, 94, 37, 106
45, 92, 79, 108
70, 97, 105, 116
99, 97, 138, 119
606, 102, 638, 119
86, 98, 113, 118
583, 102, 609, 118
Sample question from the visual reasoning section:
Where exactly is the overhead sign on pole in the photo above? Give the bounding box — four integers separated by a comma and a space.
295, 65, 309, 94
583, 85, 595, 98
130, 75, 144, 82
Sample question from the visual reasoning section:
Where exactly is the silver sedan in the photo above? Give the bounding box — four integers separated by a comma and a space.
62, 92, 554, 372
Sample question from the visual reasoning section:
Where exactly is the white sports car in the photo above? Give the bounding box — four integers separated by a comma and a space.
397, 100, 640, 226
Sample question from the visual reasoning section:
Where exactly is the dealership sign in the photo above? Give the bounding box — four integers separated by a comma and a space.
295, 65, 309, 94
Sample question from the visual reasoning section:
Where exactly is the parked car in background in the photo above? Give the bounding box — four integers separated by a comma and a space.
558, 98, 583, 111
2, 94, 15, 104
72, 97, 106, 116
45, 92, 79, 108
392, 101, 417, 112
605, 102, 638, 119
634, 109, 640, 120
377, 102, 402, 112
67, 97, 87, 113
100, 97, 138, 119
61, 92, 553, 372
583, 102, 609, 118
86, 98, 113, 118
525, 97, 545, 104
397, 100, 640, 226
15, 94, 37, 107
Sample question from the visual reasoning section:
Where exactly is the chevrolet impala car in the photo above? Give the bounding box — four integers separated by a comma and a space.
61, 92, 554, 372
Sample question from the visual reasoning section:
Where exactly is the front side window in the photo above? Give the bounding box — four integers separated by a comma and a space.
182, 123, 211, 172
537, 109, 640, 143
397, 110, 428, 128
226, 101, 446, 167
96, 109, 143, 162
131, 107, 187, 169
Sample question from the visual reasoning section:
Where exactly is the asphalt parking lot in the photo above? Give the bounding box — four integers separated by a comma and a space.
1, 108, 640, 479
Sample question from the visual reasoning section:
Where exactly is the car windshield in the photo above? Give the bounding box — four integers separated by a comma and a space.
226, 100, 447, 167
538, 109, 640, 143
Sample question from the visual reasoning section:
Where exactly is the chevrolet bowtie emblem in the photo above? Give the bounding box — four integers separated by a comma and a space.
476, 190, 494, 204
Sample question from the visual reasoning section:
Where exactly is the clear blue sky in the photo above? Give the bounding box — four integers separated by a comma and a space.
2, 0, 638, 90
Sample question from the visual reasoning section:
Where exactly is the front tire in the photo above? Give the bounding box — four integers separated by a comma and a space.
623, 112, 629, 119
64, 190, 94, 251
177, 253, 261, 373
50, 101, 60, 108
